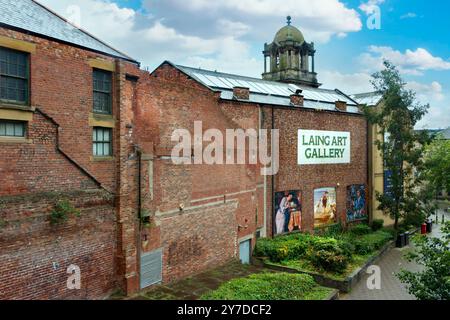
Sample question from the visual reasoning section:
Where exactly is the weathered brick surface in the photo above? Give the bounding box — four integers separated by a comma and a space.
0, 27, 137, 299
263, 106, 368, 232
0, 190, 116, 300
0, 111, 98, 196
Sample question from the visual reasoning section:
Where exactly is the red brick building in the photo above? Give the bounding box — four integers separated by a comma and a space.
0, 1, 368, 299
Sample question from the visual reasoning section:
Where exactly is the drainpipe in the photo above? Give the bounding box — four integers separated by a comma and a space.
136, 146, 142, 222
271, 106, 275, 237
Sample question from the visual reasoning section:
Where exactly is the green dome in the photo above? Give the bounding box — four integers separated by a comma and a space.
274, 25, 304, 44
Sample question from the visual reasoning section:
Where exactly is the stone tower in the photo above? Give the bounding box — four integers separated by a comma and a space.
262, 16, 320, 88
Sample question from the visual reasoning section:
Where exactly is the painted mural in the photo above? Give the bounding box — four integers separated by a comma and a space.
313, 187, 337, 227
346, 185, 367, 222
274, 191, 302, 235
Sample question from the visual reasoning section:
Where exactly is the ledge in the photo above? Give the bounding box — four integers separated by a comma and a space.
0, 105, 35, 122
90, 156, 114, 162
88, 58, 116, 72
88, 113, 115, 128
0, 35, 36, 53
0, 137, 33, 144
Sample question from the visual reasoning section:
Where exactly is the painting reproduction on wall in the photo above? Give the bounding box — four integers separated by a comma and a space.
313, 187, 337, 227
346, 184, 367, 222
274, 191, 302, 235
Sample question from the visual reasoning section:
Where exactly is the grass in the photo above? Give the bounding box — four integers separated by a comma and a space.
200, 273, 334, 300
271, 252, 374, 281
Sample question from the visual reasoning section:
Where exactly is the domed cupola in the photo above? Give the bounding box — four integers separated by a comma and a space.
263, 16, 320, 88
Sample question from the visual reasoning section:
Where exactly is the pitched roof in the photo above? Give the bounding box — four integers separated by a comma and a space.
351, 92, 383, 106
0, 0, 138, 63
166, 62, 360, 114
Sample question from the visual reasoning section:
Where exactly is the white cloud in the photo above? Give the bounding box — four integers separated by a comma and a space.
407, 81, 445, 102
38, 0, 262, 72
359, 46, 450, 75
319, 70, 373, 93
400, 12, 417, 19
144, 0, 363, 43
359, 0, 385, 15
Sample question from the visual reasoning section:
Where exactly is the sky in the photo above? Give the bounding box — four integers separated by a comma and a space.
39, 0, 450, 129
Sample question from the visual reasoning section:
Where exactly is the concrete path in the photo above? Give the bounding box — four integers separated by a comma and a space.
341, 209, 448, 300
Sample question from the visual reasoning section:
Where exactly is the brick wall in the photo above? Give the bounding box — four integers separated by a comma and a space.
267, 107, 368, 232
135, 64, 263, 284
0, 27, 141, 191
0, 189, 116, 300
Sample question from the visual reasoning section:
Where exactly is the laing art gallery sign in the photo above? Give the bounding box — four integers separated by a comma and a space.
298, 130, 351, 165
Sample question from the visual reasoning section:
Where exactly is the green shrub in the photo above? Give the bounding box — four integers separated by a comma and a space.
50, 199, 80, 225
403, 210, 426, 228
348, 224, 372, 236
306, 238, 350, 273
353, 230, 393, 255
254, 233, 312, 262
371, 219, 384, 231
201, 273, 328, 300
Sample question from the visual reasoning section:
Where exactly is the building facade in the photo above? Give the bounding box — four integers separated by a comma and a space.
0, 1, 370, 299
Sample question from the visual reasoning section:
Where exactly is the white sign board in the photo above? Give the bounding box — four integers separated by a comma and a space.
298, 130, 351, 165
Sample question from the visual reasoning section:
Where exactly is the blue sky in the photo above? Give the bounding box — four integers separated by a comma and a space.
40, 0, 450, 129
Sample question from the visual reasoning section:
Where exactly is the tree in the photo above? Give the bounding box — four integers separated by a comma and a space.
363, 61, 431, 230
422, 134, 450, 197
397, 222, 450, 300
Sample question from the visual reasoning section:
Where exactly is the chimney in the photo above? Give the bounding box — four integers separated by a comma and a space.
335, 100, 347, 112
290, 93, 304, 107
233, 86, 250, 100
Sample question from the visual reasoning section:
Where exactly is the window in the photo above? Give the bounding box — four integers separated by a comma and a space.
93, 127, 112, 156
0, 120, 26, 137
0, 47, 29, 104
93, 69, 112, 114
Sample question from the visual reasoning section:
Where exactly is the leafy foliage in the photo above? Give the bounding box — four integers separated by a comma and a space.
348, 224, 372, 236
422, 136, 450, 195
201, 273, 332, 300
371, 219, 384, 231
255, 228, 393, 275
363, 61, 431, 230
352, 230, 393, 255
306, 238, 350, 273
50, 199, 80, 225
397, 222, 450, 300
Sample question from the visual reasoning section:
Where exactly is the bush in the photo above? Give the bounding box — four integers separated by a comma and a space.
352, 230, 393, 255
403, 210, 426, 228
307, 238, 350, 273
348, 224, 372, 236
50, 199, 80, 225
254, 233, 312, 262
201, 273, 329, 300
371, 219, 384, 231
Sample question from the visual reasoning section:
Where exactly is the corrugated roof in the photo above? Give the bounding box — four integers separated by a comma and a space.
0, 0, 137, 63
351, 92, 383, 106
175, 64, 360, 113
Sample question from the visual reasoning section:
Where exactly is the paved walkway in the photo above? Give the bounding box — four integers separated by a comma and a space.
341, 209, 448, 300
